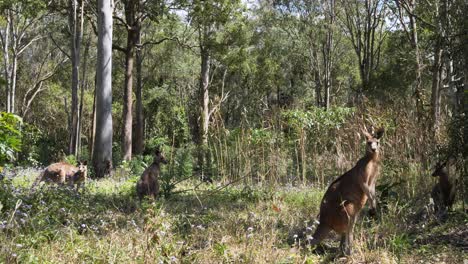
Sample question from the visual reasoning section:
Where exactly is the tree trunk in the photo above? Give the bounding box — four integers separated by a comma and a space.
323, 0, 335, 110
77, 31, 90, 159
10, 46, 17, 113
1, 11, 11, 112
93, 0, 113, 178
90, 77, 97, 160
409, 2, 423, 117
121, 39, 134, 161
121, 0, 139, 161
431, 39, 443, 136
198, 46, 210, 176
69, 0, 83, 156
134, 29, 144, 155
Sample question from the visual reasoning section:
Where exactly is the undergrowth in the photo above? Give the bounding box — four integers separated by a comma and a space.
0, 170, 466, 263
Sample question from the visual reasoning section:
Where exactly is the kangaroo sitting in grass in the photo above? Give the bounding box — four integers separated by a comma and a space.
308, 126, 385, 255
136, 149, 168, 200
32, 161, 88, 191
431, 161, 456, 215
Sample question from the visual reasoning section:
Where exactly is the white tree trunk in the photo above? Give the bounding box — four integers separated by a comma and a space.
1, 11, 11, 112
93, 0, 113, 178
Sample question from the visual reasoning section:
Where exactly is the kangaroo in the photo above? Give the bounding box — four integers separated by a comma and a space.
431, 161, 456, 214
136, 149, 168, 200
32, 161, 88, 191
308, 126, 385, 255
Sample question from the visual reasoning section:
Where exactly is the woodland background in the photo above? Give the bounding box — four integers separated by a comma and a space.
0, 0, 466, 263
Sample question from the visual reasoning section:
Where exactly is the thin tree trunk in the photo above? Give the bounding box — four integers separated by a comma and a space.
431, 39, 443, 135
134, 29, 144, 155
410, 6, 423, 117
77, 30, 90, 159
323, 0, 335, 110
90, 77, 97, 160
93, 0, 113, 178
198, 45, 210, 177
69, 0, 83, 156
121, 36, 135, 161
1, 11, 11, 112
10, 45, 17, 113
121, 0, 141, 161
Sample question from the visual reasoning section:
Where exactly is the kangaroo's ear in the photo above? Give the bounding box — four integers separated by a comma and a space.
155, 148, 161, 155
82, 160, 88, 166
362, 128, 373, 140
375, 127, 385, 139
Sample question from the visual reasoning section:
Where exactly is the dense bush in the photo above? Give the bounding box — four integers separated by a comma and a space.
0, 112, 23, 166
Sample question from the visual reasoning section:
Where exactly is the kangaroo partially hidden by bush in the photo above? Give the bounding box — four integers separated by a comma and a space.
308, 127, 385, 255
31, 161, 88, 191
136, 149, 168, 200
431, 161, 456, 215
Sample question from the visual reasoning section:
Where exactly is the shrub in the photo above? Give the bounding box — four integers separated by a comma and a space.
0, 112, 23, 166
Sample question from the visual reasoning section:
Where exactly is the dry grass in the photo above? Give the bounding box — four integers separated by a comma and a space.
0, 170, 466, 263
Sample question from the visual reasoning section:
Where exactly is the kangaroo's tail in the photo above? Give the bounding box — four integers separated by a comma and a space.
308, 223, 331, 246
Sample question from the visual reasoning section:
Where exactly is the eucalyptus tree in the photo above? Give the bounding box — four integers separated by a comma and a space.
69, 0, 86, 156
339, 0, 392, 98
93, 0, 113, 178
113, 0, 143, 161
113, 0, 174, 160
186, 0, 245, 176
393, 0, 424, 117
0, 0, 48, 113
273, 0, 338, 109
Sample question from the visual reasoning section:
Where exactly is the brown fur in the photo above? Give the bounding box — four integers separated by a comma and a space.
136, 150, 168, 200
431, 161, 456, 213
309, 127, 385, 255
32, 161, 88, 191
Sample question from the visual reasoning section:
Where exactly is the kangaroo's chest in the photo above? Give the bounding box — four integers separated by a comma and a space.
363, 162, 379, 185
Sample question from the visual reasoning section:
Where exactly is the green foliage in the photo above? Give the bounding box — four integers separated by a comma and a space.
249, 128, 274, 145
0, 0, 47, 17
146, 137, 170, 153
389, 234, 412, 256
0, 112, 22, 165
63, 155, 77, 165
160, 145, 194, 197
145, 87, 191, 148
18, 124, 41, 166
120, 155, 154, 176
281, 107, 354, 133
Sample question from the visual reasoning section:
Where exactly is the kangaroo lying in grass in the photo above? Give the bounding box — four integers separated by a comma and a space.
308, 126, 385, 255
136, 149, 168, 200
431, 161, 456, 215
32, 161, 88, 191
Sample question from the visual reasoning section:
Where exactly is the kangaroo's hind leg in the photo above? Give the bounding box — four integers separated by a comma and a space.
340, 215, 356, 256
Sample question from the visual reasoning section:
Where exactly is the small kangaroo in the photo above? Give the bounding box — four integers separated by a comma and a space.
32, 161, 88, 191
136, 149, 168, 200
308, 126, 385, 255
431, 161, 456, 214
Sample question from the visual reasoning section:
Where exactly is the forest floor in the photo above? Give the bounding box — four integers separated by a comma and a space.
0, 168, 467, 263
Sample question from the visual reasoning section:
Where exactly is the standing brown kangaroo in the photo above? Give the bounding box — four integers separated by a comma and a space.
431, 161, 456, 213
308, 127, 385, 255
31, 161, 88, 191
136, 149, 168, 200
